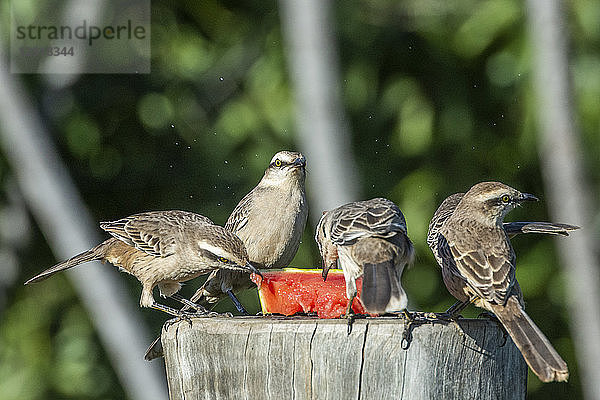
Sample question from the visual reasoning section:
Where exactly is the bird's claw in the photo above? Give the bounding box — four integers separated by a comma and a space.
163, 308, 233, 331
345, 313, 368, 335
164, 312, 192, 331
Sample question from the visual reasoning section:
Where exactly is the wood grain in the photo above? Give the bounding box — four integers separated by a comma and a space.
161, 316, 526, 400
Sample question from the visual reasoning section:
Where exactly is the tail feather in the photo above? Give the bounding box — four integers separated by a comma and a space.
503, 222, 579, 237
362, 261, 406, 314
491, 296, 569, 382
144, 337, 163, 361
24, 248, 101, 285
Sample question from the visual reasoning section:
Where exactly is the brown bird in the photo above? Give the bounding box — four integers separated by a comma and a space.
190, 150, 308, 311
25, 210, 259, 317
315, 198, 414, 321
428, 192, 579, 251
144, 151, 308, 360
427, 191, 579, 315
429, 182, 569, 382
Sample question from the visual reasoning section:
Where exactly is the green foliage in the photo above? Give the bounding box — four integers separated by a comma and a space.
1, 0, 598, 399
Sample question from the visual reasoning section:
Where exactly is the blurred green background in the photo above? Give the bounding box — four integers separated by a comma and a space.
0, 0, 599, 399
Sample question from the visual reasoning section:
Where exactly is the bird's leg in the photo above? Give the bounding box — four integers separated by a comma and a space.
226, 289, 249, 315
170, 293, 209, 313
188, 269, 218, 305
150, 302, 193, 328
401, 309, 417, 349
446, 300, 470, 317
170, 293, 222, 318
345, 294, 357, 335
434, 300, 470, 321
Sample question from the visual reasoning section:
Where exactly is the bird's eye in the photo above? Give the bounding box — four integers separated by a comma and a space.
274, 159, 282, 167
218, 257, 229, 263
501, 195, 510, 203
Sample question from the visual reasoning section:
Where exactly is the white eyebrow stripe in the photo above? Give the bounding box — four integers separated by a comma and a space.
198, 241, 229, 259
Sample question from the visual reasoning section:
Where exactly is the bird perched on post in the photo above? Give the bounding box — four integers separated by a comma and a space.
315, 198, 414, 327
24, 210, 259, 318
144, 151, 307, 360
429, 182, 569, 382
427, 191, 579, 316
192, 150, 308, 310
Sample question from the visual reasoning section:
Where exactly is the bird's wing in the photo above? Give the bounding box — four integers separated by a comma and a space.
440, 232, 515, 305
225, 187, 257, 233
330, 198, 408, 246
426, 193, 464, 251
101, 211, 213, 258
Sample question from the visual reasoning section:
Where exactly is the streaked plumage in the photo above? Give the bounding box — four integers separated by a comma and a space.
427, 192, 579, 265
25, 210, 258, 317
144, 151, 307, 361
429, 182, 569, 382
316, 198, 414, 315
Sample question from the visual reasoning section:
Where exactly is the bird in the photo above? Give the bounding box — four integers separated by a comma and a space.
315, 198, 414, 324
24, 210, 260, 318
427, 191, 579, 315
189, 150, 308, 311
429, 181, 569, 382
144, 150, 308, 360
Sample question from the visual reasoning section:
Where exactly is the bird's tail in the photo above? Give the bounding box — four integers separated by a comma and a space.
490, 296, 569, 382
144, 337, 163, 361
361, 261, 407, 314
24, 246, 102, 285
503, 221, 579, 237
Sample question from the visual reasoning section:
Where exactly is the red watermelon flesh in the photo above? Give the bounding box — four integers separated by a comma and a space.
250, 268, 365, 319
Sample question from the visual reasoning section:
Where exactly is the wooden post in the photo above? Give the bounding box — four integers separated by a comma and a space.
161, 316, 527, 400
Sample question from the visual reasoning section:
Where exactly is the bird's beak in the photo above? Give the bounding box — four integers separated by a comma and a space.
292, 157, 306, 168
244, 263, 262, 278
518, 192, 539, 202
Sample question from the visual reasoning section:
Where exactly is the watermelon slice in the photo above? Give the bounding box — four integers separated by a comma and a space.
250, 268, 365, 319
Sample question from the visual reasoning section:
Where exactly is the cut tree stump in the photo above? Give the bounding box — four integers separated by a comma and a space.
161, 316, 526, 400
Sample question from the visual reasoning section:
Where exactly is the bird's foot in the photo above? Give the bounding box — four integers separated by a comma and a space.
163, 311, 194, 331
188, 309, 229, 318
344, 312, 368, 335
400, 310, 417, 349
400, 310, 434, 349
345, 312, 355, 335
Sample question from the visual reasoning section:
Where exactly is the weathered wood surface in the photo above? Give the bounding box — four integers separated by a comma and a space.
162, 316, 526, 400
